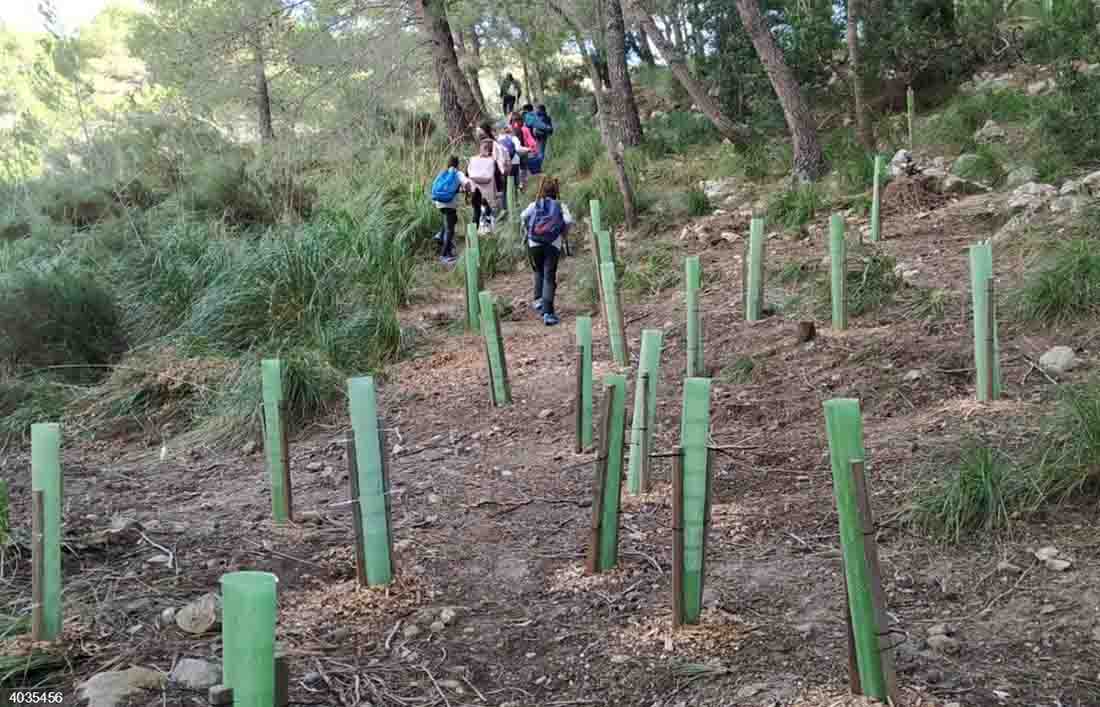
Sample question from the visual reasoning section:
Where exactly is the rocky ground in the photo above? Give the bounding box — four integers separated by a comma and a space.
3, 87, 1100, 707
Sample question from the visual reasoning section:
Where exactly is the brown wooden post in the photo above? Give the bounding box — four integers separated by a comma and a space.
575, 345, 584, 454
493, 306, 512, 403
585, 391, 614, 575
484, 340, 496, 407
671, 446, 684, 628
345, 438, 368, 586
851, 459, 900, 704
698, 448, 714, 611
379, 425, 395, 579
279, 400, 293, 522
274, 652, 290, 707
842, 562, 863, 694
639, 373, 651, 493
986, 277, 997, 401
31, 490, 45, 641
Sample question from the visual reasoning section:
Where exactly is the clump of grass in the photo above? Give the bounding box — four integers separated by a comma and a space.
952, 145, 1006, 187
574, 130, 603, 176
905, 287, 955, 321
921, 90, 1036, 152
621, 246, 679, 297
1015, 237, 1100, 323
716, 142, 770, 182
684, 188, 712, 217
767, 185, 821, 230
777, 259, 817, 284
815, 252, 900, 318
824, 130, 875, 192
641, 112, 719, 158
0, 377, 74, 442
1031, 381, 1100, 503
719, 356, 758, 384
571, 258, 600, 313
913, 445, 1016, 543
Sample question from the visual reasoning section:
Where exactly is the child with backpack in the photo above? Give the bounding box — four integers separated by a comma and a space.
467, 139, 499, 234
531, 104, 554, 161
509, 112, 538, 190
479, 121, 510, 216
521, 176, 573, 326
430, 156, 469, 264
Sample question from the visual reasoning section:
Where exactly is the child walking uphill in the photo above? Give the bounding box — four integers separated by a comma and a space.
467, 139, 499, 234
430, 156, 469, 265
521, 176, 573, 326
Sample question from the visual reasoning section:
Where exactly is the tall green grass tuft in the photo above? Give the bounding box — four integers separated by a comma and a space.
621, 244, 679, 297
1015, 236, 1100, 323
767, 185, 821, 230
815, 252, 900, 318
914, 445, 1016, 543
684, 187, 712, 217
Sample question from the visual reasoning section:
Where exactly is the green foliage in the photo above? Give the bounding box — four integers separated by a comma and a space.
953, 145, 1006, 187
719, 356, 758, 384
1023, 1, 1100, 63
816, 252, 901, 318
621, 245, 679, 297
1034, 381, 1100, 502
642, 112, 720, 158
684, 188, 712, 218
767, 185, 821, 230
716, 142, 770, 182
905, 287, 956, 321
825, 132, 876, 193
0, 267, 125, 382
914, 445, 1016, 542
921, 90, 1035, 151
0, 376, 73, 442
573, 130, 602, 176
1034, 66, 1100, 180
1015, 234, 1100, 323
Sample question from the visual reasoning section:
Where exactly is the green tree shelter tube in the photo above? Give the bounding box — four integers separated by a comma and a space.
969, 241, 1001, 401
685, 255, 702, 376
576, 316, 594, 449
871, 155, 884, 243
261, 359, 290, 523
601, 262, 629, 366
465, 224, 481, 331
823, 398, 887, 699
746, 217, 765, 321
348, 377, 394, 585
679, 377, 712, 624
627, 329, 663, 495
829, 214, 848, 331
221, 571, 277, 706
597, 375, 627, 570
31, 423, 62, 641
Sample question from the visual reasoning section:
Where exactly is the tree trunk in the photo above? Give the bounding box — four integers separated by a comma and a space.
632, 7, 749, 143
417, 0, 480, 137
734, 0, 827, 181
252, 34, 275, 144
636, 27, 656, 66
454, 28, 488, 115
847, 0, 873, 149
605, 0, 643, 146
435, 54, 466, 142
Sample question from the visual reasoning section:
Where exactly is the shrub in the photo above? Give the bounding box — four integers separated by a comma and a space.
621, 245, 679, 297
1034, 65, 1100, 181
0, 267, 125, 381
0, 376, 73, 442
913, 445, 1017, 543
825, 131, 875, 192
574, 130, 603, 176
921, 90, 1036, 152
1023, 1, 1100, 63
1015, 236, 1100, 323
642, 112, 720, 158
684, 187, 712, 217
716, 142, 770, 181
953, 145, 1006, 187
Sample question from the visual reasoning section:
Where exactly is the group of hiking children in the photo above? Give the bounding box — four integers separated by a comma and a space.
431, 92, 568, 326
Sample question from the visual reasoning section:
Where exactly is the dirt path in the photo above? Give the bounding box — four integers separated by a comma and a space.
2, 195, 1099, 706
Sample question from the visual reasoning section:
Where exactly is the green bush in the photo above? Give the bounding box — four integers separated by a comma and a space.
1024, 1, 1100, 63
953, 145, 1006, 187
1034, 66, 1100, 181
716, 142, 770, 181
0, 267, 125, 381
719, 356, 758, 384
684, 187, 712, 217
825, 131, 876, 192
1033, 381, 1100, 503
921, 90, 1036, 152
1015, 235, 1100, 322
621, 245, 679, 297
573, 130, 603, 176
0, 376, 74, 442
642, 111, 720, 158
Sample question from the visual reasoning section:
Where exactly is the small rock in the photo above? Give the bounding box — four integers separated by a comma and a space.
1082, 170, 1100, 196
974, 119, 1006, 143
928, 623, 956, 637
951, 153, 982, 176
1027, 78, 1055, 96
996, 560, 1022, 573
403, 624, 422, 639
296, 510, 323, 526
428, 493, 442, 504
1060, 179, 1081, 196
78, 667, 166, 707
1005, 165, 1038, 189
159, 607, 177, 626
939, 175, 987, 196
170, 658, 221, 690
904, 369, 923, 382
241, 440, 258, 456
1046, 558, 1072, 572
306, 461, 324, 472
146, 554, 172, 566
889, 149, 914, 177
794, 622, 815, 638
439, 607, 458, 625
1034, 545, 1074, 571
1050, 195, 1085, 214
429, 620, 446, 633
538, 408, 553, 419
1040, 603, 1057, 615
610, 654, 629, 664
1008, 182, 1058, 212
926, 633, 961, 655
736, 683, 768, 699
209, 684, 233, 706
176, 593, 221, 635
1039, 346, 1078, 375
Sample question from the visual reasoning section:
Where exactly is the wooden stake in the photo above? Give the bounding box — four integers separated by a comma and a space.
31, 490, 45, 641
851, 459, 900, 704
274, 653, 290, 707
842, 560, 863, 695
345, 438, 368, 587
379, 425, 395, 579
671, 446, 684, 628
279, 400, 293, 522
586, 389, 614, 574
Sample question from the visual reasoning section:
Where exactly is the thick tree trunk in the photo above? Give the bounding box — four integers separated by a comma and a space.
632, 8, 749, 143
636, 27, 656, 66
435, 55, 466, 142
417, 0, 480, 137
252, 35, 275, 144
734, 0, 827, 181
454, 28, 488, 115
606, 0, 643, 146
847, 0, 873, 149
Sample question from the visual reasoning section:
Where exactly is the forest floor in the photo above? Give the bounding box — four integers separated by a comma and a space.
2, 179, 1100, 707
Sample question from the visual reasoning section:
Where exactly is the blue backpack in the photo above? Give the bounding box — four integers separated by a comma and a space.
498, 135, 516, 159
527, 112, 553, 138
431, 168, 461, 202
528, 198, 565, 244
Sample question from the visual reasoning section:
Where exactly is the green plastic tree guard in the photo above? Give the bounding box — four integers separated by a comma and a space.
479, 291, 512, 405
685, 256, 703, 376
31, 423, 61, 641
601, 262, 629, 366
347, 377, 394, 586
597, 375, 627, 571
590, 199, 602, 237
465, 225, 481, 332
679, 377, 713, 624
221, 571, 277, 706
829, 214, 848, 331
685, 255, 702, 291
262, 359, 291, 524
871, 155, 884, 243
746, 217, 765, 322
969, 241, 1001, 401
823, 398, 887, 699
576, 316, 594, 449
627, 330, 664, 495
597, 230, 615, 271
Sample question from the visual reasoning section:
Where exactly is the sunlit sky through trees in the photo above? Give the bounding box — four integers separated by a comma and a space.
0, 0, 141, 34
